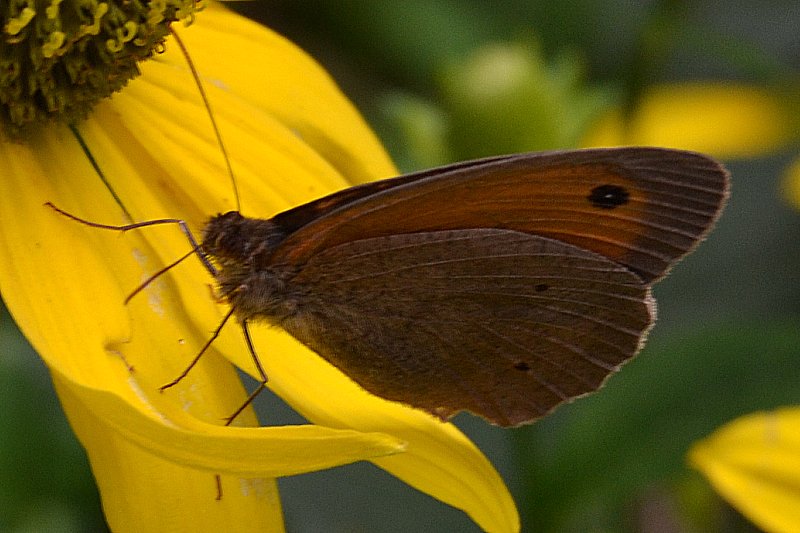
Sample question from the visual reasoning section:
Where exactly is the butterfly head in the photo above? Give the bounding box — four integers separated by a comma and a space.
202, 211, 289, 268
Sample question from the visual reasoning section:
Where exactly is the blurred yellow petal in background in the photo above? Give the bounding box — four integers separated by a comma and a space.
689, 408, 800, 533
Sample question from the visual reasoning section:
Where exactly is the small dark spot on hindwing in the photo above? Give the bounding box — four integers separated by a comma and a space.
513, 361, 531, 372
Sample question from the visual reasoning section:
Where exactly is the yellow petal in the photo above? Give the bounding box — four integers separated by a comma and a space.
689, 407, 800, 532
59, 369, 407, 478
582, 82, 793, 159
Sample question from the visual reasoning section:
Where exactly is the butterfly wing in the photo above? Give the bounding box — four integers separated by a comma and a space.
257, 147, 727, 425
278, 228, 653, 427
270, 147, 729, 283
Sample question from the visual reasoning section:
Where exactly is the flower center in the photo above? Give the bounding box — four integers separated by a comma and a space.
1, 0, 201, 137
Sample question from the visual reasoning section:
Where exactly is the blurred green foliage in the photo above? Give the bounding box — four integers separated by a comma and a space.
2, 1, 799, 531
0, 305, 106, 532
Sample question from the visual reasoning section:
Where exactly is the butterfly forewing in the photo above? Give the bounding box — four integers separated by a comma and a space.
278, 228, 654, 427
271, 147, 728, 283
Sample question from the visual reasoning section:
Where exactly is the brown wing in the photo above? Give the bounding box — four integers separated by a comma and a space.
270, 147, 729, 283
278, 228, 653, 427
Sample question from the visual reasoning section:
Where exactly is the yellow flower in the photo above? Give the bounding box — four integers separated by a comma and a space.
689, 407, 800, 532
0, 3, 518, 532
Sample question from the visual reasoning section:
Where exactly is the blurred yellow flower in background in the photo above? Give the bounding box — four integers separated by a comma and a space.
581, 82, 796, 159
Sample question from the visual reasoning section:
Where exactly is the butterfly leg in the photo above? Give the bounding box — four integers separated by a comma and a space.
160, 307, 237, 391
224, 319, 269, 425
214, 474, 223, 501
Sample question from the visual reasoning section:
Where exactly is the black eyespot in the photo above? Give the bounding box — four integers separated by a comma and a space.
535, 283, 549, 292
588, 184, 629, 209
513, 361, 531, 372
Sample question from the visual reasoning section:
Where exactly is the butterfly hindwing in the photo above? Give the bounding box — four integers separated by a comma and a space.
278, 228, 653, 426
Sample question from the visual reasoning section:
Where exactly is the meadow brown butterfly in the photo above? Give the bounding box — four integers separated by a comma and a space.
50, 146, 729, 427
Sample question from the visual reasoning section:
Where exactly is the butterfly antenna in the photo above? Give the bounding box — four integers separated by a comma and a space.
45, 202, 218, 280
170, 26, 242, 212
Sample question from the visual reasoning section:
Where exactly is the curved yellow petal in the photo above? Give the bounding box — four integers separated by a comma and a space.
54, 375, 286, 533
60, 370, 407, 477
689, 407, 800, 533
0, 4, 517, 532
582, 83, 793, 159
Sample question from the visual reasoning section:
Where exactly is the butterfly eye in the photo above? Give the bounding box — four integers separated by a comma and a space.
220, 211, 245, 222
203, 213, 245, 257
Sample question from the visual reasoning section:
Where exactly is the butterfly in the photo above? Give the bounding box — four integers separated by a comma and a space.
190, 146, 729, 427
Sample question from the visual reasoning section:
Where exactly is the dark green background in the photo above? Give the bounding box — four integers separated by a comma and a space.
2, 1, 799, 531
